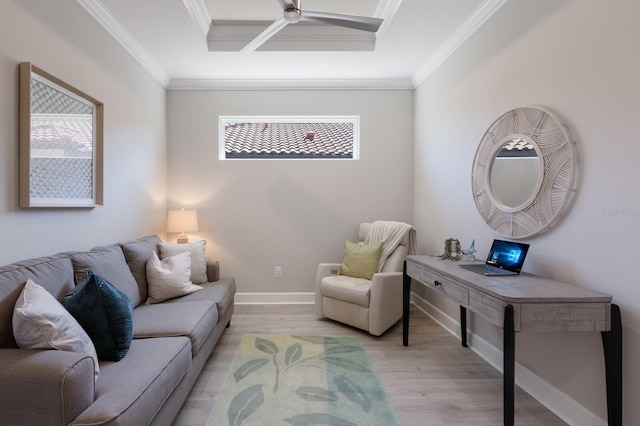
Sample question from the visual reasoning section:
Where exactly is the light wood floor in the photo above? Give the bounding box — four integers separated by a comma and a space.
172, 304, 567, 425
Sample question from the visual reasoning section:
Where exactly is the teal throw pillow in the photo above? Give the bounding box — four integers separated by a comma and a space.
63, 270, 134, 361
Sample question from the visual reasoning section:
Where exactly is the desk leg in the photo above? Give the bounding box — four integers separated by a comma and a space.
601, 304, 622, 426
403, 261, 410, 347
460, 306, 467, 347
504, 304, 515, 426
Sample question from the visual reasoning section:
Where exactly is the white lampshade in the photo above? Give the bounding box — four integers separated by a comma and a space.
167, 209, 198, 243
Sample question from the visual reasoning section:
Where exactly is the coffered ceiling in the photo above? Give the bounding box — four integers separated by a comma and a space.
76, 0, 509, 89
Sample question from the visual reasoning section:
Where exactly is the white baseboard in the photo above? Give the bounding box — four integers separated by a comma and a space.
410, 292, 607, 426
235, 292, 315, 305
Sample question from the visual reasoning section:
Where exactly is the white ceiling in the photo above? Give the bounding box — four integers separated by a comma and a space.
76, 0, 509, 89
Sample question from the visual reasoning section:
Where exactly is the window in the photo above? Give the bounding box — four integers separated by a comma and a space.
219, 116, 359, 160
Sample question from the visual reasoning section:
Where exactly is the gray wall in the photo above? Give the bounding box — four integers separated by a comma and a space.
413, 0, 639, 424
0, 0, 167, 263
168, 89, 414, 297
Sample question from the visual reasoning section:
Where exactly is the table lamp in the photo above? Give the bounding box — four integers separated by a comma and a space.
167, 209, 198, 243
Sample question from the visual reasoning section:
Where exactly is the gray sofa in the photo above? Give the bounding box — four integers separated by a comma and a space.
0, 235, 236, 426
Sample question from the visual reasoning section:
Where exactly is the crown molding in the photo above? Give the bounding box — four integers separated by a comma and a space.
182, 0, 211, 39
168, 78, 414, 91
373, 0, 403, 42
75, 0, 171, 87
412, 0, 510, 87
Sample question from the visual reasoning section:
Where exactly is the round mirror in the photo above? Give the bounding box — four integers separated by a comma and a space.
488, 136, 543, 212
472, 106, 578, 239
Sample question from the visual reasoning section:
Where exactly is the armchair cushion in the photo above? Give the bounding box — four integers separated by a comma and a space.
340, 240, 382, 280
320, 275, 371, 307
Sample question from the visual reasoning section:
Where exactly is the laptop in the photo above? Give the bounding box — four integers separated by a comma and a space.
459, 239, 530, 276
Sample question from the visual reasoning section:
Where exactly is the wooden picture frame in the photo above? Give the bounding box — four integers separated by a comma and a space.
19, 62, 103, 207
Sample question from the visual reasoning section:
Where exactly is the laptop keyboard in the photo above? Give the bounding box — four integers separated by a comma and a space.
460, 264, 516, 275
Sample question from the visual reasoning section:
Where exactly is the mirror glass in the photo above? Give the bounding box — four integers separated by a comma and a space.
489, 138, 542, 210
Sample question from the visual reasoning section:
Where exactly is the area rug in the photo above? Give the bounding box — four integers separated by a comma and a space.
207, 334, 400, 426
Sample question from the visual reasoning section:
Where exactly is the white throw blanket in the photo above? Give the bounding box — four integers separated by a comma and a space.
364, 221, 419, 271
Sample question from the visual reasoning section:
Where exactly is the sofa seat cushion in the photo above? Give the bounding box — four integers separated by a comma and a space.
70, 336, 191, 426
162, 277, 236, 318
133, 301, 218, 356
320, 275, 371, 307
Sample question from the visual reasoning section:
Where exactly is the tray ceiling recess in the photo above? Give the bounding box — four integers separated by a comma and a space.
205, 0, 396, 52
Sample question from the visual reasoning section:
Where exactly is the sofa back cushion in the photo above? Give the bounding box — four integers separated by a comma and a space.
71, 244, 142, 307
0, 254, 76, 348
119, 235, 162, 302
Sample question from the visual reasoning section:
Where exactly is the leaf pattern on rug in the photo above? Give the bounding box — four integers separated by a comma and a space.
292, 335, 345, 346
334, 375, 372, 413
321, 356, 369, 373
227, 384, 264, 426
255, 337, 279, 355
323, 345, 361, 355
209, 335, 400, 426
294, 386, 339, 403
233, 359, 269, 382
285, 342, 302, 365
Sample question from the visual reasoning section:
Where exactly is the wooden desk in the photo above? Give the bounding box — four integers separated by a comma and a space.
402, 255, 622, 426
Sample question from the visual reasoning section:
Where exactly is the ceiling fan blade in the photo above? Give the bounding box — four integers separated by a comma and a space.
301, 11, 383, 32
240, 17, 289, 52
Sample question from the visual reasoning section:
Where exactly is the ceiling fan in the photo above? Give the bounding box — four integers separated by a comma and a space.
241, 0, 384, 52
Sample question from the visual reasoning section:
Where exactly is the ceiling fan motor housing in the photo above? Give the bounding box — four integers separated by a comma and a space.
284, 7, 301, 23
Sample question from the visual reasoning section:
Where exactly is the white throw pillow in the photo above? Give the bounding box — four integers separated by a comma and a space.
146, 251, 203, 304
158, 240, 208, 284
13, 279, 99, 381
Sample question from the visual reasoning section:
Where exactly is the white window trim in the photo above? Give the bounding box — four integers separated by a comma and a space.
219, 115, 360, 160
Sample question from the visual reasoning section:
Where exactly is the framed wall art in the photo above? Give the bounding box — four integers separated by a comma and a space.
19, 62, 103, 207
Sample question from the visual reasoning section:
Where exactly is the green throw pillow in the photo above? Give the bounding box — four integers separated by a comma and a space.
63, 270, 134, 361
340, 240, 383, 280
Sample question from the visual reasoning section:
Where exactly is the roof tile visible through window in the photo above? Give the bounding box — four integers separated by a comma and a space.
223, 121, 354, 159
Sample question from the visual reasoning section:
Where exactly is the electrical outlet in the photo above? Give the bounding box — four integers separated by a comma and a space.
274, 266, 282, 278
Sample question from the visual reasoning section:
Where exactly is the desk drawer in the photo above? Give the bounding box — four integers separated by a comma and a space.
469, 288, 501, 327
408, 262, 468, 305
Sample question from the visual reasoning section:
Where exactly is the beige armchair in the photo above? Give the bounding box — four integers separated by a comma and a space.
315, 222, 412, 336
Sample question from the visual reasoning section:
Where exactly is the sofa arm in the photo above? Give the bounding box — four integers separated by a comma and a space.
0, 349, 95, 425
368, 272, 403, 336
315, 263, 342, 316
206, 259, 220, 282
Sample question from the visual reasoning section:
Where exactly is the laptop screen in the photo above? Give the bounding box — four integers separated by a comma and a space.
486, 239, 530, 273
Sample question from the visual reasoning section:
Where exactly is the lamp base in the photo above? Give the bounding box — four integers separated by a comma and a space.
177, 235, 189, 244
